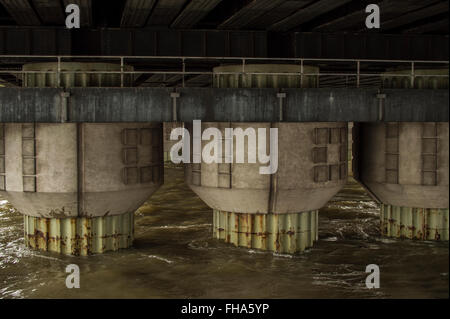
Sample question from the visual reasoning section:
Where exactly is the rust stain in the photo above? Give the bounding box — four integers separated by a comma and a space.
435, 230, 441, 241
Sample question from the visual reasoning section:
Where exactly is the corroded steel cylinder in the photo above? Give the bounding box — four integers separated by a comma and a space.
22, 62, 134, 87
214, 210, 318, 254
0, 63, 163, 255
213, 64, 318, 88
185, 64, 347, 253
24, 212, 134, 255
356, 69, 449, 240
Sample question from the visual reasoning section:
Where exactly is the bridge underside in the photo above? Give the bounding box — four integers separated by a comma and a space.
0, 1, 448, 256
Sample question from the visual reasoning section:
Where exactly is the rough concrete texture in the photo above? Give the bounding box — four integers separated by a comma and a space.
0, 63, 164, 254
186, 121, 348, 214
1, 88, 447, 123
163, 122, 183, 162
183, 64, 348, 253
1, 122, 163, 218
358, 122, 449, 208
357, 69, 449, 241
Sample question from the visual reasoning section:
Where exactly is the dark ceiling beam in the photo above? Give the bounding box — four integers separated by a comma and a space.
0, 27, 448, 61
246, 0, 313, 30
0, 0, 41, 25
31, 0, 64, 25
134, 73, 152, 86
121, 0, 156, 27
403, 18, 449, 34
381, 1, 449, 31
63, 0, 92, 27
0, 3, 16, 24
269, 0, 352, 32
171, 0, 222, 29
312, 0, 381, 31
217, 0, 284, 30
314, 0, 438, 32
147, 0, 188, 26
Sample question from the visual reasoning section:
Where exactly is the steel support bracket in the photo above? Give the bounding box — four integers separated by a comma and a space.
376, 92, 386, 122
277, 92, 287, 121
60, 91, 70, 123
170, 92, 180, 122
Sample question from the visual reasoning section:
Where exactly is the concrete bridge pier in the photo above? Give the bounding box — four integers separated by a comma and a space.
185, 64, 348, 254
0, 63, 164, 255
355, 69, 449, 241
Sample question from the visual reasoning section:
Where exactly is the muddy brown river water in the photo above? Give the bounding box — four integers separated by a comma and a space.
0, 165, 448, 299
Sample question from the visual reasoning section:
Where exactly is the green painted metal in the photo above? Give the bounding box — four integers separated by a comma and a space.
23, 62, 134, 88
213, 64, 319, 88
21, 62, 137, 255
380, 204, 449, 241
377, 69, 449, 241
210, 64, 321, 254
382, 68, 449, 89
213, 210, 318, 254
24, 212, 134, 256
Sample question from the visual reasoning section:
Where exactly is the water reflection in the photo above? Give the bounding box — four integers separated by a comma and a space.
0, 166, 448, 299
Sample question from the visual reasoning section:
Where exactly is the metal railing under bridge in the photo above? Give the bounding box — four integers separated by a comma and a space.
0, 55, 448, 88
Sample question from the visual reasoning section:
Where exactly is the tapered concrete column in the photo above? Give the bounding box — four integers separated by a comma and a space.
0, 63, 163, 255
164, 122, 183, 163
185, 64, 348, 253
356, 69, 449, 240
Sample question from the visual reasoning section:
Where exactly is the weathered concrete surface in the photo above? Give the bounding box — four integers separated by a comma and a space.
0, 62, 167, 256
0, 88, 62, 122
185, 122, 348, 214
357, 122, 449, 209
1, 123, 164, 218
355, 69, 450, 242
1, 88, 448, 123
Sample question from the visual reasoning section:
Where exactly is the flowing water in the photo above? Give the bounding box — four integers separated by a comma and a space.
0, 165, 448, 299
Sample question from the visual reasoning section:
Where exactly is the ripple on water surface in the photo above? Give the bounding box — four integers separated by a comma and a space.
0, 167, 448, 299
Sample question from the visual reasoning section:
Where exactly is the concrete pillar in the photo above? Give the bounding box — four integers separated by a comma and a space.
0, 63, 163, 255
356, 69, 449, 240
164, 122, 183, 163
185, 64, 348, 253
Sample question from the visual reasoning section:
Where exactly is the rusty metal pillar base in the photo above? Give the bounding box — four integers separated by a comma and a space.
24, 212, 134, 256
380, 204, 449, 240
213, 210, 318, 254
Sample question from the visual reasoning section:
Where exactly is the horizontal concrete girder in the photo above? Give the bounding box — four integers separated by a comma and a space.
0, 88, 448, 123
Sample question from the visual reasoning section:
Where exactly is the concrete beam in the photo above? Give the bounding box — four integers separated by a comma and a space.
375, 1, 449, 32
31, 0, 64, 25
0, 88, 447, 123
0, 0, 41, 25
0, 27, 447, 60
171, 0, 222, 29
147, 0, 188, 26
269, 0, 352, 32
313, 0, 383, 32
403, 18, 449, 34
246, 0, 313, 30
314, 0, 437, 32
121, 0, 156, 27
218, 0, 284, 30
